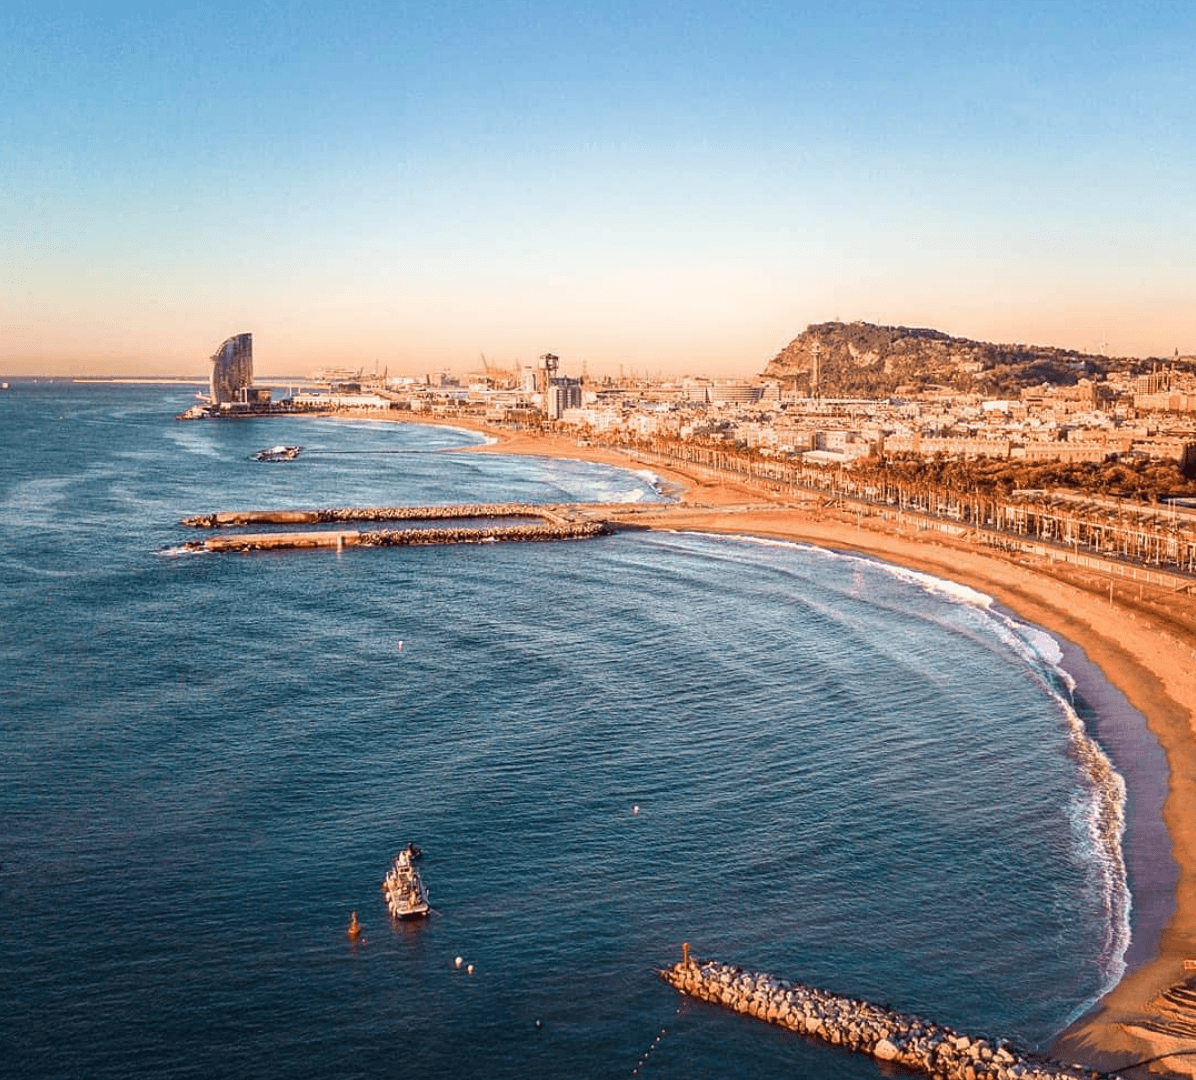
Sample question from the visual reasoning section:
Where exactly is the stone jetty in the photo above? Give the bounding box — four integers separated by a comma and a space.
180, 503, 576, 528
177, 503, 610, 553
661, 954, 1111, 1080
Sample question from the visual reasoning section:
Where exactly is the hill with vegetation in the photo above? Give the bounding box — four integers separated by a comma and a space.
762, 321, 1154, 397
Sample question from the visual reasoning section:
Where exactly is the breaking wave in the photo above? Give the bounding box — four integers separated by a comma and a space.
710, 530, 1133, 999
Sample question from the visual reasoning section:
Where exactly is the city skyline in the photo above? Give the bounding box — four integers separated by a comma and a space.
3, 0, 1193, 378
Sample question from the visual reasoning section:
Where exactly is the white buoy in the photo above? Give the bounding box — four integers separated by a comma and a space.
397, 640, 403, 651
632, 805, 639, 815
454, 956, 463, 968
466, 964, 474, 975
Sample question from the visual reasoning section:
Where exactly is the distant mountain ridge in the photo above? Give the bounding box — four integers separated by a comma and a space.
762, 321, 1147, 397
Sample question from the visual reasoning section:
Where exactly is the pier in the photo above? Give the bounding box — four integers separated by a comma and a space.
661, 953, 1110, 1080
177, 502, 614, 552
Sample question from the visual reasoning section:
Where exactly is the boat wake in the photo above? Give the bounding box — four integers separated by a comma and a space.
157, 545, 211, 558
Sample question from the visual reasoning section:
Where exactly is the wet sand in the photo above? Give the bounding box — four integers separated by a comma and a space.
358, 413, 1196, 1076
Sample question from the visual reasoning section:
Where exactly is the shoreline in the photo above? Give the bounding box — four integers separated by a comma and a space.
345, 412, 1196, 1076
1054, 637, 1179, 979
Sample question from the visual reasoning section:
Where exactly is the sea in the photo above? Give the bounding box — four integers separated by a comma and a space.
0, 380, 1165, 1079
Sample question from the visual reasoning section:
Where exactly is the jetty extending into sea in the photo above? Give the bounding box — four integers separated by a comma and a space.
177, 502, 620, 552
661, 951, 1113, 1080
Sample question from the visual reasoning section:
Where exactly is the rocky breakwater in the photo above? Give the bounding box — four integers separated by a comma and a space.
316, 503, 571, 525
661, 956, 1111, 1080
181, 503, 575, 529
174, 502, 610, 552
357, 520, 607, 546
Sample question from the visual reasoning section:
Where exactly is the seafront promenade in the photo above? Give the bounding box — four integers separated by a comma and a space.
622, 443, 1196, 588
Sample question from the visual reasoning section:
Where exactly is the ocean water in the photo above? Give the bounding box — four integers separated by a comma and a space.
0, 382, 1135, 1079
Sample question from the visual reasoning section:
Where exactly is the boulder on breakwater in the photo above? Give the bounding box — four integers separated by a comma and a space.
660, 955, 1111, 1080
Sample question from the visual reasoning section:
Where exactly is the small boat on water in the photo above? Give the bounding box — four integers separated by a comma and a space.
253, 444, 301, 461
382, 847, 430, 919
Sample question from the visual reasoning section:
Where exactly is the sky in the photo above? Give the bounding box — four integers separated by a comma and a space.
2, 0, 1194, 378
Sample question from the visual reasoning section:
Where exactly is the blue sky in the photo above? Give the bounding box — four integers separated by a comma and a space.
3, 0, 1193, 376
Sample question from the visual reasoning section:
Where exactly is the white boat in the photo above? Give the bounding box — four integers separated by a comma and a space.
382, 847, 430, 919
253, 444, 301, 461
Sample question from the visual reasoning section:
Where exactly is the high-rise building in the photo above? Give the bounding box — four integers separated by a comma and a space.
546, 376, 583, 419
209, 333, 253, 404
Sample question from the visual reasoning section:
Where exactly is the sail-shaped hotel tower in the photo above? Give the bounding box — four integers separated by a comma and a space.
209, 333, 253, 404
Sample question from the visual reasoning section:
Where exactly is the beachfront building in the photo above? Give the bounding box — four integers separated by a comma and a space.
209, 333, 254, 405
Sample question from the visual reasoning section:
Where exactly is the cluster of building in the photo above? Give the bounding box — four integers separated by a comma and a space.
365, 366, 1195, 473
182, 333, 1196, 472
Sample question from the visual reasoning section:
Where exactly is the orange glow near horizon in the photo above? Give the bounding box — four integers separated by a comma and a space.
3, 303, 1190, 381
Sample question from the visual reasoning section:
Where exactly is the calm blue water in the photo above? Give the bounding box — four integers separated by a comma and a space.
0, 382, 1132, 1079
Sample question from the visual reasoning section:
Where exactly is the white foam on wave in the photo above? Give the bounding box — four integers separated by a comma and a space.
869, 560, 996, 611
632, 468, 667, 496
822, 545, 1130, 994
611, 485, 658, 504
717, 533, 1078, 694
679, 527, 1133, 995
326, 416, 490, 448
157, 546, 209, 558
1060, 699, 1131, 1006
990, 611, 1077, 697
715, 531, 998, 609
420, 422, 490, 447
708, 532, 830, 555
548, 469, 666, 505
980, 599, 1132, 999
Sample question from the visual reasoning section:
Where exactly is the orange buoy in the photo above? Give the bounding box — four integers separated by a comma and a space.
347, 911, 361, 939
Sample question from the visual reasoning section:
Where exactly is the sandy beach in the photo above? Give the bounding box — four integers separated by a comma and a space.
376, 414, 1196, 1075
